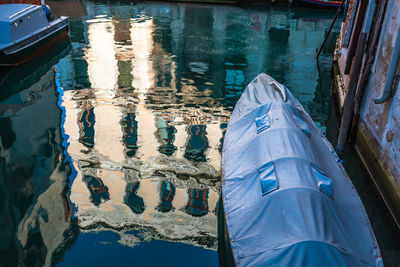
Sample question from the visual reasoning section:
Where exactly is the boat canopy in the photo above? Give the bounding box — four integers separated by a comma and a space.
0, 4, 34, 22
0, 4, 47, 45
222, 73, 382, 266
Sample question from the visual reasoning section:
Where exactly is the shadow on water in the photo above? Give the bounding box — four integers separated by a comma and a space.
217, 197, 235, 267
0, 40, 71, 102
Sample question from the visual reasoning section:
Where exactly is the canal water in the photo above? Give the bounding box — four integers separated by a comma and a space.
0, 1, 398, 266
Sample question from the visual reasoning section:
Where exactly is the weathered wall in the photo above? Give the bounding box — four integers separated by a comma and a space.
359, 0, 400, 196
335, 0, 400, 224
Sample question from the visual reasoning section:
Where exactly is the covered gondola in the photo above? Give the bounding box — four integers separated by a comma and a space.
221, 73, 382, 266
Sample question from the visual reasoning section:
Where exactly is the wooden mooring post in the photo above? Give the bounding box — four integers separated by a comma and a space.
336, 32, 367, 155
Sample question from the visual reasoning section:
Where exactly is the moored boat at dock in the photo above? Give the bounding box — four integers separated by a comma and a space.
221, 73, 382, 266
297, 0, 344, 8
0, 4, 69, 67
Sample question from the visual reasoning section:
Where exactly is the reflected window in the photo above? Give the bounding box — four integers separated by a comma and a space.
69, 20, 91, 89
124, 182, 145, 214
83, 175, 109, 206
156, 117, 176, 156
183, 7, 213, 83
78, 104, 95, 148
155, 60, 172, 88
223, 64, 245, 106
225, 67, 245, 92
156, 181, 175, 213
117, 61, 133, 89
184, 124, 209, 162
219, 122, 228, 152
186, 188, 209, 217
265, 27, 290, 82
121, 109, 138, 157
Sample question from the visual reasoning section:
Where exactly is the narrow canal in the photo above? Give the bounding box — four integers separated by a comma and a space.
0, 1, 399, 266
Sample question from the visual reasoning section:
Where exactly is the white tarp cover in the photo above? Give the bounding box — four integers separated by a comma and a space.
222, 73, 383, 266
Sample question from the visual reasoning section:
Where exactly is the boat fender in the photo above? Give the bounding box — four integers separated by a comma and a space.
258, 161, 279, 196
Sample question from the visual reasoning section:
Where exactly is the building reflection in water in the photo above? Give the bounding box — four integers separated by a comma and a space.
156, 181, 176, 213
59, 5, 222, 249
83, 174, 110, 206
124, 182, 145, 214
155, 113, 177, 156
186, 188, 210, 217
121, 105, 139, 157
185, 123, 209, 162
78, 102, 95, 148
0, 52, 76, 266
53, 0, 339, 256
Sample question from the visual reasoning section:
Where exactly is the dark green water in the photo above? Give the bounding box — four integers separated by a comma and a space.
0, 1, 398, 266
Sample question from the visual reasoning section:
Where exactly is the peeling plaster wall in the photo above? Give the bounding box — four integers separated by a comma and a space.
359, 0, 400, 194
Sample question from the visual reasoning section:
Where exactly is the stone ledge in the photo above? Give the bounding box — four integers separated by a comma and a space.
354, 121, 400, 228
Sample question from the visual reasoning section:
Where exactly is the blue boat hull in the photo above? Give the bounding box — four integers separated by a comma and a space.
0, 17, 69, 67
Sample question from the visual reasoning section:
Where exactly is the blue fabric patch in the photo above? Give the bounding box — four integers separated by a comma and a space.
255, 113, 271, 134
312, 164, 333, 197
259, 161, 279, 196
301, 128, 312, 137
289, 105, 312, 137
